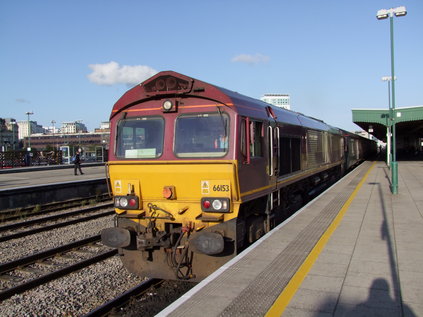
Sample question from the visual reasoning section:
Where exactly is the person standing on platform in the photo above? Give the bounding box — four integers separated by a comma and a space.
74, 149, 84, 175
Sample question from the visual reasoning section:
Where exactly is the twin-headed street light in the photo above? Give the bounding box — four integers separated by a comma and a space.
377, 6, 407, 20
376, 6, 407, 194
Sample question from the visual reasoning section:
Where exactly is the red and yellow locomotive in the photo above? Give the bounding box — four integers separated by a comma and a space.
101, 71, 374, 281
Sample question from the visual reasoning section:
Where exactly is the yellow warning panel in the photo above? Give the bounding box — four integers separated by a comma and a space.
114, 180, 122, 194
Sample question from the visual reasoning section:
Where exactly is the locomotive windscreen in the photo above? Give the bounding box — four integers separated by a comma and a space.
116, 116, 164, 159
174, 113, 229, 158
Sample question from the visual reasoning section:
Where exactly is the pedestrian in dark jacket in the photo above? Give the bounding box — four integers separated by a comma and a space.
74, 150, 84, 175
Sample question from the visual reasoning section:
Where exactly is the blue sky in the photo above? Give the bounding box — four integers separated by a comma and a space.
1, 0, 422, 132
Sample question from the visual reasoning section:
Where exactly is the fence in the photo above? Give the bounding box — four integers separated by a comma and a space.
0, 151, 63, 169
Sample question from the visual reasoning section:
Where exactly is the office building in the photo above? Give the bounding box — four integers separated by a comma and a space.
261, 94, 291, 110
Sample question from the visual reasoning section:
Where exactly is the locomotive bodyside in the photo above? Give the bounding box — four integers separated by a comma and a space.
102, 71, 372, 281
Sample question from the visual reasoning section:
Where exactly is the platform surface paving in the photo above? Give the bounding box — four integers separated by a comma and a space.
159, 161, 423, 317
0, 165, 105, 190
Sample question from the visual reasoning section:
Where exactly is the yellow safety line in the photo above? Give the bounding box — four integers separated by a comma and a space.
265, 161, 376, 317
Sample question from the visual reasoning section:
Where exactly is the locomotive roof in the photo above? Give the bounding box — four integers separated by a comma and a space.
111, 70, 339, 133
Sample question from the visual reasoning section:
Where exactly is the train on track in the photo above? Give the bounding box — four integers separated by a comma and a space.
101, 71, 376, 281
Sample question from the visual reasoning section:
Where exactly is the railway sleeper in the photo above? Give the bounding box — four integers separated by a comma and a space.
37, 260, 62, 267
0, 274, 22, 282
16, 266, 45, 273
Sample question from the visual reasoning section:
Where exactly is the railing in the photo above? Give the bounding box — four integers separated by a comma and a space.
0, 150, 63, 168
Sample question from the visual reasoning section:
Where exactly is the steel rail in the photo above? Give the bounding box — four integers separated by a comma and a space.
0, 235, 117, 301
0, 249, 117, 301
0, 235, 101, 274
0, 196, 111, 222
0, 209, 114, 243
83, 278, 163, 317
0, 203, 113, 233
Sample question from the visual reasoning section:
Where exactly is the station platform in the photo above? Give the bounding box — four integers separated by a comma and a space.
0, 164, 106, 190
159, 161, 423, 317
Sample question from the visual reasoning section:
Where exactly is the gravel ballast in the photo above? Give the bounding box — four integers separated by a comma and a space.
1, 206, 194, 316
0, 216, 114, 264
0, 256, 145, 316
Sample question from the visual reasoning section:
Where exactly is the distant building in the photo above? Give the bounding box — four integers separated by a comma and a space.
261, 94, 291, 110
0, 118, 19, 150
95, 121, 110, 133
25, 131, 110, 151
0, 116, 113, 153
43, 125, 60, 134
100, 121, 110, 130
61, 121, 88, 134
17, 120, 45, 140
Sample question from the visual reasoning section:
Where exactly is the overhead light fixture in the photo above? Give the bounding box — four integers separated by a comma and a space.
376, 6, 407, 20
376, 9, 389, 20
381, 76, 396, 81
393, 6, 407, 17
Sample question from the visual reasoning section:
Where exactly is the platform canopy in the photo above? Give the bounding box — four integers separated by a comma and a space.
352, 105, 423, 143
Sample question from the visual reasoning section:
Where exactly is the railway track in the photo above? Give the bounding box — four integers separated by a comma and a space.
83, 278, 163, 316
0, 195, 111, 223
0, 235, 117, 301
0, 203, 114, 243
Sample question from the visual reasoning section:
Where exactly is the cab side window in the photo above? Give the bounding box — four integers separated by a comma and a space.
250, 120, 263, 157
240, 118, 263, 163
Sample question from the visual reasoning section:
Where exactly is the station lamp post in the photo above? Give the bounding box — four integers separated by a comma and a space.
51, 120, 57, 150
376, 6, 407, 194
25, 111, 34, 151
51, 120, 56, 136
381, 76, 396, 167
11, 120, 17, 150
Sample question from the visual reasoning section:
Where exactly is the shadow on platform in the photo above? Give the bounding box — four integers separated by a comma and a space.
312, 181, 417, 317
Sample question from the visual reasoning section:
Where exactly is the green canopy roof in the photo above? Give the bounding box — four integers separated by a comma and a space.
352, 106, 423, 142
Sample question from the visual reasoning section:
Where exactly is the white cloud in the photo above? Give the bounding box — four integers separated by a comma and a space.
231, 53, 270, 65
16, 98, 30, 103
87, 61, 158, 85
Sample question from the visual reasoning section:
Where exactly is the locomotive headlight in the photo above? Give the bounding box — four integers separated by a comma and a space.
162, 99, 178, 113
119, 197, 129, 208
162, 100, 173, 112
212, 199, 222, 210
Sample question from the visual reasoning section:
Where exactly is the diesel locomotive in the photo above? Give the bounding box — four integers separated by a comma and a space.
101, 71, 375, 281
